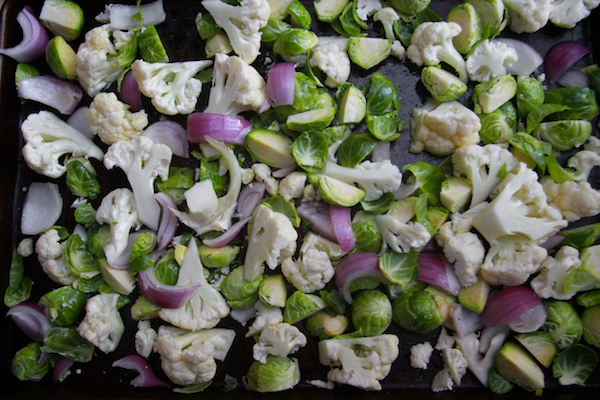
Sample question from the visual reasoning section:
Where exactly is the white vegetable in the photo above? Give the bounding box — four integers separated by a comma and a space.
77, 293, 124, 353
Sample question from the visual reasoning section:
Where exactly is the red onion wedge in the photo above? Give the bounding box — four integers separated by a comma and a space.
6, 302, 52, 343
120, 70, 142, 112
96, 0, 166, 30
0, 6, 49, 63
335, 252, 386, 303
112, 355, 170, 388
297, 201, 337, 241
17, 75, 82, 115
143, 120, 189, 158
416, 252, 461, 296
330, 205, 355, 253
272, 166, 297, 178
67, 107, 94, 140
53, 357, 75, 383
237, 182, 266, 220
267, 63, 296, 107
540, 233, 566, 251
21, 182, 63, 236
202, 217, 251, 248
494, 38, 543, 77
155, 193, 178, 251
137, 263, 201, 309
451, 303, 484, 338
544, 41, 592, 83
187, 113, 252, 146
481, 286, 541, 328
508, 301, 547, 333
557, 70, 589, 88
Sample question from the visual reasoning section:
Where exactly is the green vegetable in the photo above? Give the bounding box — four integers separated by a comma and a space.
379, 249, 419, 287
447, 3, 482, 54
273, 28, 318, 55
221, 266, 263, 309
86, 224, 112, 258
473, 75, 517, 114
39, 286, 86, 326
4, 250, 32, 307
421, 66, 467, 102
348, 37, 391, 70
494, 341, 545, 395
337, 84, 367, 124
284, 291, 328, 324
131, 295, 161, 320
292, 131, 328, 173
314, 0, 347, 22
74, 203, 96, 224
274, 73, 336, 122
286, 107, 336, 131
41, 326, 94, 363
195, 12, 221, 40
337, 132, 379, 168
509, 131, 553, 172
392, 289, 444, 333
525, 103, 570, 134
45, 35, 78, 80
516, 76, 544, 119
129, 232, 157, 266
479, 101, 517, 144
542, 300, 583, 349
339, 3, 364, 36
582, 64, 600, 100
532, 120, 592, 151
12, 342, 51, 382
389, 0, 431, 16
287, 0, 312, 29
439, 176, 472, 213
466, 0, 506, 37
258, 274, 287, 308
456, 274, 489, 313
544, 87, 599, 121
403, 161, 446, 207
66, 160, 100, 199
360, 192, 395, 215
15, 63, 40, 86
319, 289, 347, 314
198, 244, 240, 268
139, 25, 169, 62
39, 0, 84, 41
98, 258, 135, 296
247, 356, 300, 392
316, 174, 366, 207
563, 244, 600, 293
65, 234, 100, 279
558, 224, 600, 250
245, 129, 296, 168
365, 72, 403, 140
514, 331, 558, 369
552, 344, 598, 386
154, 251, 180, 286
577, 290, 600, 308
206, 32, 233, 58
306, 310, 348, 340
351, 289, 392, 336
261, 19, 292, 44
581, 305, 600, 348
488, 366, 514, 395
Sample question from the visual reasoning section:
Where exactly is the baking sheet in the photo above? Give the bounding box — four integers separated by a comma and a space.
1, 0, 599, 398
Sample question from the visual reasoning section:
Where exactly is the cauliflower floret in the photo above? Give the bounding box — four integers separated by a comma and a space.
253, 322, 307, 363
410, 342, 434, 370
302, 184, 321, 202
542, 177, 600, 222
243, 204, 298, 281
410, 99, 481, 156
35, 229, 75, 285
86, 92, 148, 145
77, 293, 124, 353
309, 37, 351, 88
455, 331, 507, 387
466, 39, 518, 82
246, 300, 284, 338
17, 238, 34, 258
531, 245, 580, 300
431, 369, 454, 392
300, 232, 346, 260
375, 204, 432, 253
112, 30, 135, 50
252, 163, 279, 196
355, 0, 383, 20
502, 0, 551, 33
567, 149, 600, 180
279, 171, 307, 202
241, 167, 256, 185
390, 40, 406, 60
442, 348, 468, 385
584, 135, 600, 154
481, 240, 548, 286
282, 248, 335, 293
435, 327, 456, 350
436, 221, 485, 287
135, 320, 157, 359
549, 0, 600, 29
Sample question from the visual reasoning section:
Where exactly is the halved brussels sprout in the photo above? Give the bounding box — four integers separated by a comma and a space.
494, 341, 545, 395
389, 0, 431, 16
39, 0, 84, 41
473, 75, 517, 114
284, 291, 328, 323
316, 175, 366, 207
205, 32, 233, 58
99, 258, 135, 295
558, 224, 600, 251
456, 274, 489, 313
273, 28, 318, 55
12, 342, 50, 382
198, 244, 240, 268
221, 266, 263, 309
15, 63, 40, 86
266, 0, 294, 19
581, 305, 600, 348
514, 331, 558, 369
139, 25, 169, 62
447, 3, 482, 54
247, 356, 300, 392
306, 310, 348, 340
287, 0, 312, 29
131, 295, 161, 320
351, 289, 392, 336
337, 85, 367, 124
348, 37, 391, 70
379, 249, 419, 287
516, 76, 544, 119
439, 176, 472, 213
245, 129, 296, 168
479, 101, 517, 145
337, 132, 379, 168
39, 286, 87, 326
259, 274, 287, 307
532, 120, 592, 151
542, 300, 583, 350
392, 289, 444, 333
421, 66, 467, 103
552, 344, 598, 386
314, 0, 348, 22
352, 211, 384, 253
46, 35, 77, 80
465, 0, 506, 36
286, 107, 336, 132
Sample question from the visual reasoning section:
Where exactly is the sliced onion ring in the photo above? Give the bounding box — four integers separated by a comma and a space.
544, 41, 592, 83
330, 205, 355, 253
18, 75, 82, 115
0, 6, 49, 63
202, 217, 252, 248
143, 120, 189, 158
21, 182, 63, 236
557, 70, 589, 88
481, 286, 541, 328
112, 355, 170, 388
6, 302, 53, 342
272, 166, 297, 178
335, 252, 386, 304
155, 193, 178, 251
494, 38, 543, 77
297, 201, 337, 241
187, 113, 252, 146
236, 182, 266, 220
137, 263, 201, 309
267, 63, 296, 106
120, 70, 142, 112
416, 252, 461, 296
508, 301, 547, 333
53, 357, 75, 383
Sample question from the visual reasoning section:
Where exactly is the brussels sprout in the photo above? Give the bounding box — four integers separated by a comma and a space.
273, 28, 318, 55
74, 203, 96, 224
198, 244, 240, 268
174, 244, 187, 266
195, 12, 221, 40
582, 64, 600, 100
274, 73, 337, 121
266, 0, 294, 19
319, 289, 347, 314
39, 0, 84, 41
322, 125, 352, 145
494, 341, 545, 395
473, 75, 517, 114
338, 2, 364, 36
72, 274, 104, 293
581, 305, 600, 348
99, 258, 135, 296
348, 37, 391, 70
41, 326, 94, 363
131, 295, 161, 320
421, 66, 467, 103
447, 3, 482, 54
129, 232, 157, 265
544, 87, 599, 121
4, 249, 32, 308
86, 224, 111, 258
12, 342, 51, 382
542, 300, 583, 349
563, 245, 600, 293
65, 160, 100, 199
15, 63, 40, 87
532, 120, 592, 151
39, 286, 86, 326
389, 0, 431, 16
577, 290, 600, 308
360, 192, 394, 215
306, 310, 348, 340
427, 207, 449, 231
155, 167, 195, 204
262, 19, 293, 44
46, 35, 78, 80
287, 0, 312, 29
509, 131, 553, 172
286, 107, 336, 132
199, 160, 227, 196
348, 276, 381, 295
259, 274, 287, 307
558, 224, 600, 251
314, 0, 348, 22
284, 291, 328, 324
221, 266, 264, 309
479, 101, 517, 144
247, 356, 300, 392
488, 366, 513, 394
351, 290, 392, 336
516, 76, 545, 119
379, 249, 419, 287
366, 72, 403, 140
259, 195, 301, 227
392, 290, 444, 333
439, 176, 472, 213
245, 129, 296, 168
291, 131, 328, 173
65, 234, 100, 279
466, 0, 506, 37
113, 34, 139, 68
514, 331, 558, 369
139, 25, 169, 62
457, 274, 489, 313
316, 175, 366, 207
337, 132, 379, 168
205, 32, 233, 58
552, 344, 599, 386
337, 85, 367, 124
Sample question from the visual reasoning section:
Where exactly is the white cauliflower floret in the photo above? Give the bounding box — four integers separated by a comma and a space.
390, 40, 406, 60
282, 248, 334, 293
17, 238, 34, 258
35, 229, 75, 285
410, 99, 481, 156
455, 332, 507, 387
436, 221, 485, 287
435, 327, 456, 350
567, 149, 600, 180
279, 171, 307, 201
502, 0, 551, 33
442, 348, 468, 385
309, 37, 351, 88
466, 39, 518, 82
375, 210, 432, 254
355, 0, 382, 21
253, 323, 307, 363
86, 92, 148, 145
156, 325, 235, 386
159, 240, 230, 331
135, 320, 157, 359
243, 204, 298, 281
246, 300, 284, 338
302, 184, 321, 202
531, 245, 580, 300
319, 335, 400, 391
77, 293, 124, 353
131, 59, 213, 116
241, 168, 256, 185
410, 342, 434, 370
549, 0, 600, 29
542, 177, 600, 222
585, 135, 600, 154
112, 30, 135, 50
432, 368, 454, 392
481, 240, 548, 286
252, 163, 279, 196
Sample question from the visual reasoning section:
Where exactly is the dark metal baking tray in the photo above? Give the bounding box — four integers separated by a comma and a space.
1, 0, 599, 399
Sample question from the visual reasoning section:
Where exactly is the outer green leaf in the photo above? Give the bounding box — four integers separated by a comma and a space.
403, 161, 446, 207
292, 131, 328, 173
379, 249, 419, 286
552, 344, 598, 386
66, 160, 100, 199
337, 132, 379, 168
41, 327, 94, 363
360, 191, 395, 214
